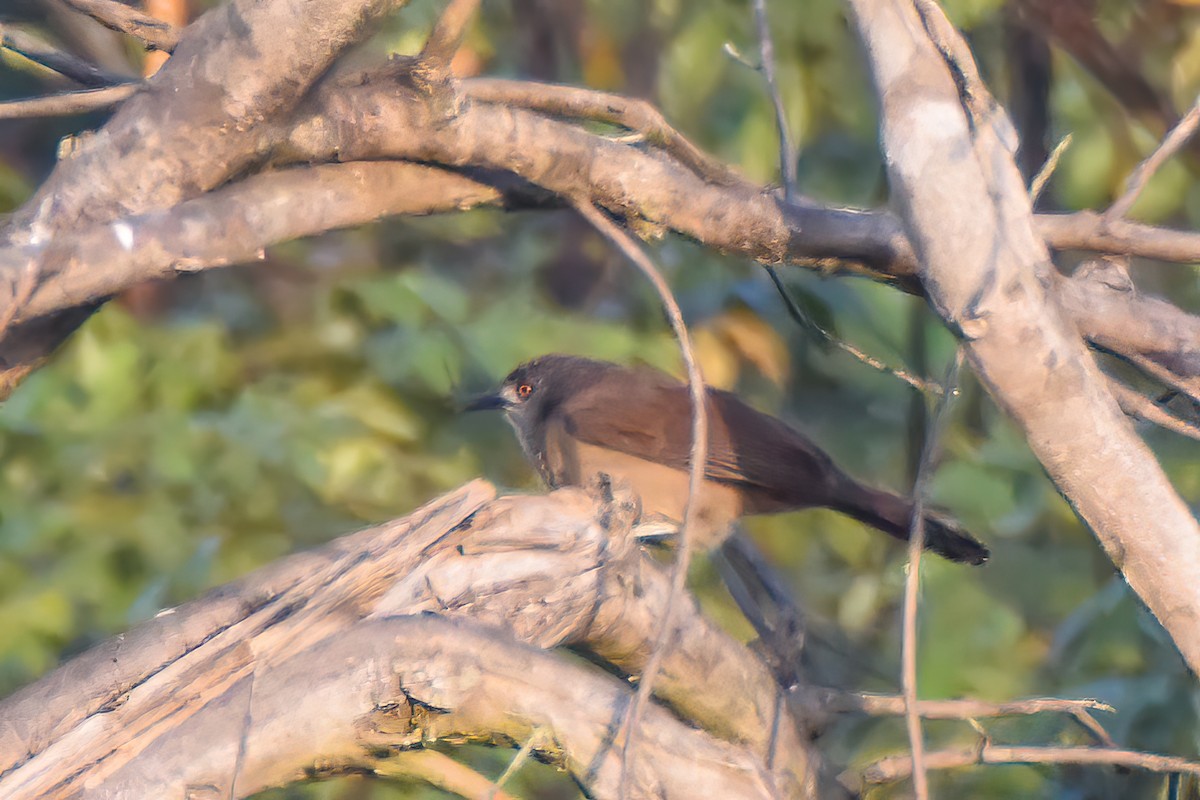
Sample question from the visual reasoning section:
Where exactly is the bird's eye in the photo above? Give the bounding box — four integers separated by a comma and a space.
517, 383, 533, 400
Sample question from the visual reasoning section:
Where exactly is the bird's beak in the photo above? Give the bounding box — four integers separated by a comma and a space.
463, 391, 509, 412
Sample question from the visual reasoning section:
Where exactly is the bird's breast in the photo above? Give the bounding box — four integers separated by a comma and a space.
561, 438, 743, 548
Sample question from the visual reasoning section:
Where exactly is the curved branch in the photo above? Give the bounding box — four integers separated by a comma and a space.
0, 162, 505, 327
1, 61, 1197, 416
3, 0, 413, 242
8, 615, 781, 800
0, 481, 809, 798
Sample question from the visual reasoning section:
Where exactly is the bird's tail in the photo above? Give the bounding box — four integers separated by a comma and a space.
829, 479, 989, 565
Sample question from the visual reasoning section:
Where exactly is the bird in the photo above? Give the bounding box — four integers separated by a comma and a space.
466, 354, 988, 565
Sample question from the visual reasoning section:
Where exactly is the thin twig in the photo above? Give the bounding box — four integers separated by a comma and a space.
751, 0, 797, 200
574, 200, 708, 800
1028, 133, 1072, 204
0, 23, 131, 87
793, 687, 1117, 747
1110, 348, 1200, 406
743, 6, 940, 398
0, 84, 140, 120
858, 743, 1200, 785
764, 267, 943, 395
462, 78, 742, 186
58, 0, 181, 52
1109, 378, 1200, 442
419, 0, 481, 75
1107, 94, 1200, 220
376, 750, 519, 800
902, 349, 965, 800
487, 727, 547, 799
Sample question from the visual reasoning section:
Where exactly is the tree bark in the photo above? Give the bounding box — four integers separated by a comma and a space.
0, 481, 811, 799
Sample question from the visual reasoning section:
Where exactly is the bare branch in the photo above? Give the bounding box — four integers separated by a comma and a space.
376, 750, 518, 800
750, 0, 797, 199
6, 0, 414, 241
857, 743, 1200, 787
58, 0, 181, 52
0, 83, 140, 119
793, 688, 1117, 748
846, 0, 1200, 672
1, 482, 808, 797
418, 0, 481, 76
1035, 211, 1200, 265
573, 201, 710, 800
1107, 94, 1200, 220
1058, 261, 1200, 381
798, 688, 1114, 718
901, 351, 965, 800
0, 162, 504, 328
462, 78, 742, 186
1108, 379, 1200, 442
763, 266, 943, 395
1029, 133, 1072, 204
0, 23, 132, 87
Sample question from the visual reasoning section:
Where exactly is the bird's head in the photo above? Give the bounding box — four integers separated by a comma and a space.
464, 354, 608, 439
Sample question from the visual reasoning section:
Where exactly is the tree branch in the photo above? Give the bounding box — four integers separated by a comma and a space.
1, 50, 1198, 427
856, 743, 1200, 788
58, 0, 182, 52
0, 83, 140, 119
0, 481, 808, 798
845, 0, 1200, 672
0, 22, 132, 87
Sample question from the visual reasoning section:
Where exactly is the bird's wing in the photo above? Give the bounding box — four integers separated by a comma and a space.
556, 366, 838, 505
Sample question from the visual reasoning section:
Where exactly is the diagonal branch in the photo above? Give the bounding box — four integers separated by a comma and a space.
845, 0, 1200, 673
462, 78, 742, 186
58, 0, 181, 52
1107, 94, 1200, 220
0, 23, 132, 87
419, 0, 481, 75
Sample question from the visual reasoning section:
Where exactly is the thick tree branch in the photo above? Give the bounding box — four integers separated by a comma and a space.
845, 0, 1200, 671
7, 615, 781, 800
0, 162, 505, 327
0, 481, 809, 798
1, 51, 1198, 418
3, 0, 412, 242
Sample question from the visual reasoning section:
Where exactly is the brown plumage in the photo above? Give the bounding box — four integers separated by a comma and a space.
468, 354, 988, 565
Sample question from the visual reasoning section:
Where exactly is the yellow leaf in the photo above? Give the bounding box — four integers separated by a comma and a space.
712, 308, 790, 386
692, 328, 739, 389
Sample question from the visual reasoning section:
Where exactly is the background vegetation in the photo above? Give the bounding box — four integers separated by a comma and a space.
1, 0, 1198, 797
